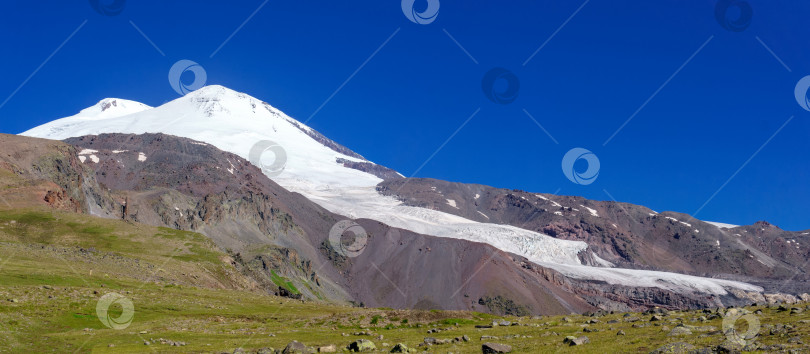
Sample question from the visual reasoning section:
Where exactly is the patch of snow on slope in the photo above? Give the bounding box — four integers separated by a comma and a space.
544, 263, 762, 295
78, 149, 98, 155
536, 194, 562, 207
664, 216, 692, 227
137, 152, 147, 162
706, 221, 739, 229
581, 205, 598, 217
477, 210, 489, 219
446, 199, 458, 209
78, 156, 86, 163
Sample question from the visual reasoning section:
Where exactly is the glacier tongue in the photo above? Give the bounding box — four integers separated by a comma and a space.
20, 85, 763, 295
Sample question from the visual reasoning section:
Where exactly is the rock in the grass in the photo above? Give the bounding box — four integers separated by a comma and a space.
390, 343, 412, 353
563, 336, 589, 346
475, 324, 493, 329
481, 342, 512, 353
669, 326, 692, 336
462, 335, 470, 342
573, 336, 590, 345
498, 320, 511, 326
650, 315, 663, 322
282, 341, 311, 354
742, 343, 761, 351
716, 339, 745, 354
257, 348, 275, 354
347, 339, 376, 352
616, 330, 626, 336
649, 342, 695, 354
317, 344, 337, 353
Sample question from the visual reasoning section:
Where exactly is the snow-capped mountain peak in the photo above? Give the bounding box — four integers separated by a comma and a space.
20, 85, 764, 297
22, 86, 380, 187
78, 98, 152, 119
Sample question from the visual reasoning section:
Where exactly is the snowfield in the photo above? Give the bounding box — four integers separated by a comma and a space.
21, 85, 763, 296
706, 221, 739, 229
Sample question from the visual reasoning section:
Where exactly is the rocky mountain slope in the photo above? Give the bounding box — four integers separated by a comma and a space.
1, 132, 778, 314
377, 178, 810, 295
0, 133, 614, 315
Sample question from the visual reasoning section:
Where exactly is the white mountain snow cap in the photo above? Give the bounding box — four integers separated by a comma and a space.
21, 85, 380, 188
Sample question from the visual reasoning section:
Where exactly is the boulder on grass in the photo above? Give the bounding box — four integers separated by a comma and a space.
563, 336, 589, 346
482, 342, 512, 353
347, 339, 376, 352
282, 341, 312, 354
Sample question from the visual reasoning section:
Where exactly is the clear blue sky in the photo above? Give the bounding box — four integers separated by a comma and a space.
0, 1, 808, 230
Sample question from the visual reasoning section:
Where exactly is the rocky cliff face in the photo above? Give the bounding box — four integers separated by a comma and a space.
0, 134, 113, 214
